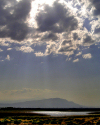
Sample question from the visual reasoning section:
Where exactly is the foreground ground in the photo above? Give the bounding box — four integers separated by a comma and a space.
1, 115, 100, 124
0, 108, 100, 124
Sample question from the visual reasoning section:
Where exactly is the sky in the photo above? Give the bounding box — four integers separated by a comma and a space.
0, 0, 100, 107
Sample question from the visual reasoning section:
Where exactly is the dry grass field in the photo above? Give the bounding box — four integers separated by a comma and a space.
1, 115, 100, 124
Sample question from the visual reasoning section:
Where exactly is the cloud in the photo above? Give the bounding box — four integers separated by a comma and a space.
35, 52, 45, 57
76, 52, 82, 56
73, 58, 79, 63
83, 34, 94, 45
7, 22, 29, 41
61, 40, 71, 45
82, 53, 92, 59
8, 88, 57, 95
45, 43, 57, 55
94, 27, 100, 34
58, 46, 74, 52
0, 48, 3, 52
6, 55, 10, 61
0, 60, 4, 62
0, 56, 4, 62
36, 1, 78, 33
0, 41, 10, 46
0, 0, 32, 41
89, 0, 100, 16
0, 0, 100, 62
16, 46, 34, 53
66, 57, 72, 61
1, 88, 58, 101
32, 0, 96, 59
73, 33, 78, 40
41, 32, 58, 41
7, 48, 12, 51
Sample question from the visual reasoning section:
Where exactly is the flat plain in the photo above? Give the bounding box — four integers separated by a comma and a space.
0, 108, 100, 124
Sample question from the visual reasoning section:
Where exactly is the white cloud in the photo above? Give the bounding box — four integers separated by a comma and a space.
64, 51, 74, 57
6, 55, 10, 61
66, 57, 72, 61
35, 52, 45, 57
16, 46, 34, 53
73, 58, 79, 63
82, 53, 92, 59
0, 41, 10, 46
0, 48, 3, 52
7, 48, 12, 51
76, 52, 82, 56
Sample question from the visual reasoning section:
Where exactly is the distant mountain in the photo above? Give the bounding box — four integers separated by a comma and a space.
0, 98, 85, 108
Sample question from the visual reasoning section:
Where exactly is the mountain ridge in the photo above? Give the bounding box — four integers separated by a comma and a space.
0, 98, 86, 108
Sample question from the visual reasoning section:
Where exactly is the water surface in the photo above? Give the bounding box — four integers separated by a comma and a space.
33, 111, 90, 117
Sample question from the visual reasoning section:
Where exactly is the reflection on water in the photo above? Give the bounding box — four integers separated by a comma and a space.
33, 111, 90, 116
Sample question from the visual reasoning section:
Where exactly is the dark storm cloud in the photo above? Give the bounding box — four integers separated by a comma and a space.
7, 22, 29, 41
36, 1, 78, 33
41, 32, 58, 41
12, 0, 31, 20
0, 0, 32, 41
0, 0, 14, 26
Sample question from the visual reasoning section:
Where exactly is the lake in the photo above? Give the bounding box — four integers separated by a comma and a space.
32, 111, 91, 117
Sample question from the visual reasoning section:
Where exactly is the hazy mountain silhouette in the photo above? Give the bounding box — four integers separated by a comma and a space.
0, 98, 85, 108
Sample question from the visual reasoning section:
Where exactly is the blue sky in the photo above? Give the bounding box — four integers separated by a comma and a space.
0, 0, 100, 107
